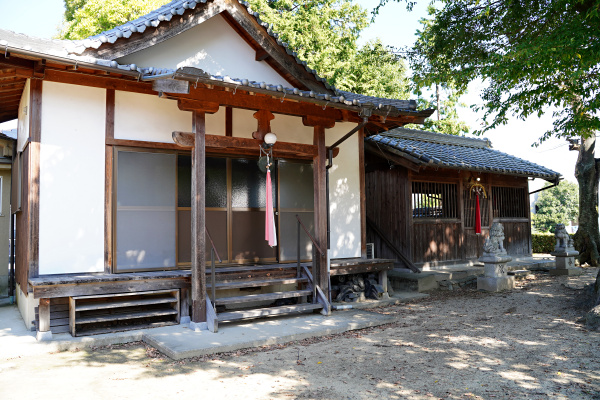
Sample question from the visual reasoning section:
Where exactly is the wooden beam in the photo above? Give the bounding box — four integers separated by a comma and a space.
225, 106, 232, 137
180, 86, 343, 120
104, 145, 113, 273
44, 69, 154, 95
313, 126, 328, 296
191, 111, 207, 323
172, 132, 319, 158
364, 142, 422, 173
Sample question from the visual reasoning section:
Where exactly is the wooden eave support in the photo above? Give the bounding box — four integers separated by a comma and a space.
173, 131, 321, 159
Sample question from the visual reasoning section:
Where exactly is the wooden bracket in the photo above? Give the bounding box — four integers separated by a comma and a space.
255, 48, 269, 61
177, 98, 220, 113
252, 109, 275, 141
302, 115, 336, 129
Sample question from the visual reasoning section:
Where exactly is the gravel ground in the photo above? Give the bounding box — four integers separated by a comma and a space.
1, 269, 599, 400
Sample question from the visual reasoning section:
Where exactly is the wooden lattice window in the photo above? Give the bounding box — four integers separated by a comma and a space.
492, 186, 528, 218
412, 181, 458, 219
464, 190, 490, 228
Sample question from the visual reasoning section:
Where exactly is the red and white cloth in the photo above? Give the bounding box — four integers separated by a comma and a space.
265, 169, 277, 247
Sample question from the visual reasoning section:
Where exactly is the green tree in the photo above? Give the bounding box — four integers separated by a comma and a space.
406, 82, 470, 135
60, 0, 169, 39
532, 181, 579, 233
376, 0, 600, 305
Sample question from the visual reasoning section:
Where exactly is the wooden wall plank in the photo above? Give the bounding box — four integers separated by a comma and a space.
28, 79, 42, 280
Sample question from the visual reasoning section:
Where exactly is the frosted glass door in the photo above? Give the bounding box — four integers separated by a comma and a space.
115, 151, 176, 271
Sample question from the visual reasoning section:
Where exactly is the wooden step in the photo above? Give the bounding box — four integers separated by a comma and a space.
76, 309, 179, 324
214, 289, 312, 306
75, 296, 177, 311
208, 277, 308, 290
206, 263, 308, 274
218, 303, 323, 322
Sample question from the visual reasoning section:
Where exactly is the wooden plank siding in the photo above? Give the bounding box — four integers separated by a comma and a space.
15, 145, 30, 289
365, 162, 533, 267
365, 167, 411, 266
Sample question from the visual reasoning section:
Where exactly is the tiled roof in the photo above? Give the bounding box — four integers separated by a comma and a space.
0, 0, 433, 120
83, 0, 334, 90
366, 128, 561, 182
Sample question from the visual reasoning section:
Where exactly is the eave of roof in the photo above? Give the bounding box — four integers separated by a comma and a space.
367, 128, 561, 183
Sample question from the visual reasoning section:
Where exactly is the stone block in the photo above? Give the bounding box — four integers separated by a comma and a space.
483, 262, 508, 278
550, 267, 583, 276
36, 330, 53, 341
477, 276, 515, 292
555, 257, 576, 270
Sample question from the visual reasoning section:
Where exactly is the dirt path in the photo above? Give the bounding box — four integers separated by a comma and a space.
1, 269, 599, 400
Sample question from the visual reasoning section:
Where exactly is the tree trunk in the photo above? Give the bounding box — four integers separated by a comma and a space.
573, 135, 600, 306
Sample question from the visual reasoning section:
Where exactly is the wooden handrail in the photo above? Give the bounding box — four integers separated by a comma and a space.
205, 227, 222, 263
296, 215, 324, 256
366, 216, 421, 273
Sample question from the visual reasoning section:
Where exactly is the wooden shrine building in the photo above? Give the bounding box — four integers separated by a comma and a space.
365, 128, 561, 269
0, 0, 434, 337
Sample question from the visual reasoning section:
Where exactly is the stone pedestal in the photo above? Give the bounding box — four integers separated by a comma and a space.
550, 225, 582, 276
477, 254, 514, 292
550, 251, 583, 276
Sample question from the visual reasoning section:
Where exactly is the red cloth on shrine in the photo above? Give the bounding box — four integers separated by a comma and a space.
475, 194, 482, 235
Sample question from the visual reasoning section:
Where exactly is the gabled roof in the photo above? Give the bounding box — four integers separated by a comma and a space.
0, 0, 435, 125
366, 128, 561, 182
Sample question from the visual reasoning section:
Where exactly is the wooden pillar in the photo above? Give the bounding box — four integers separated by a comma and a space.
191, 111, 207, 323
358, 127, 367, 258
28, 79, 42, 280
312, 125, 328, 293
104, 89, 115, 273
38, 298, 50, 332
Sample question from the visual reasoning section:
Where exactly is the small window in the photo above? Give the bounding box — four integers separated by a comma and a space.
492, 186, 528, 218
412, 181, 458, 219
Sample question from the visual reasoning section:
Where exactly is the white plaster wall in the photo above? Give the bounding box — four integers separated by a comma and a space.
16, 283, 39, 330
326, 122, 361, 259
231, 110, 313, 144
232, 108, 256, 139
17, 79, 30, 152
39, 82, 106, 274
118, 15, 288, 86
206, 106, 226, 136
271, 114, 313, 144
114, 91, 191, 142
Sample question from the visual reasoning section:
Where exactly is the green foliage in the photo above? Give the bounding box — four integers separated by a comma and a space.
532, 232, 555, 254
405, 82, 470, 136
60, 0, 170, 39
399, 0, 600, 143
532, 181, 579, 233
246, 0, 409, 98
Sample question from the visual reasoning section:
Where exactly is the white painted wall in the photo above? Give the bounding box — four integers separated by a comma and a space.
326, 122, 361, 259
118, 15, 288, 86
17, 79, 30, 152
232, 108, 256, 139
114, 91, 191, 142
231, 109, 313, 143
271, 114, 313, 144
39, 82, 106, 274
206, 106, 226, 136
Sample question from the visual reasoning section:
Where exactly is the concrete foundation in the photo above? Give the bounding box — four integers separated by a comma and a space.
477, 275, 515, 292
550, 267, 583, 276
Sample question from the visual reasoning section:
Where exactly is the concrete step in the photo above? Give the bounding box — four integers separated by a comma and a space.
388, 270, 438, 293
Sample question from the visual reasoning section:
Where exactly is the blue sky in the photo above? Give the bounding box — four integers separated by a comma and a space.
0, 0, 578, 187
